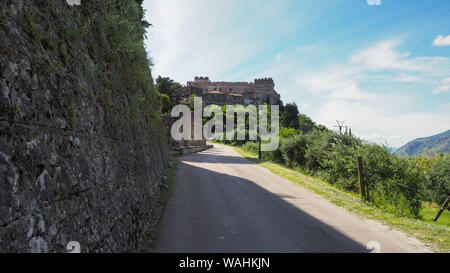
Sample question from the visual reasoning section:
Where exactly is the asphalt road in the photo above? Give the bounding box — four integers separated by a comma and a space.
151, 145, 432, 253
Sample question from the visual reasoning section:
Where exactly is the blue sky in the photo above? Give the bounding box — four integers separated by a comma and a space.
143, 0, 450, 147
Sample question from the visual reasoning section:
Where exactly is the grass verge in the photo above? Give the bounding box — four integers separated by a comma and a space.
229, 144, 450, 253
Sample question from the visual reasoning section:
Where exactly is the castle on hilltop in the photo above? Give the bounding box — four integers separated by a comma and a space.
184, 76, 280, 106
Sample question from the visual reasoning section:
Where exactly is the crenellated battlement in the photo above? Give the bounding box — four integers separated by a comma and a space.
254, 77, 274, 84
194, 76, 210, 81
185, 76, 280, 105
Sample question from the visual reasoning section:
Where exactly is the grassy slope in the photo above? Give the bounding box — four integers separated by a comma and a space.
228, 144, 450, 253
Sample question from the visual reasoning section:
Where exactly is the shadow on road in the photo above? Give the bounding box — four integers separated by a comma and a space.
181, 148, 258, 165
151, 148, 369, 253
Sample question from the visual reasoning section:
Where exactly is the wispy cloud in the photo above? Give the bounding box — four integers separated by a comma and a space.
393, 73, 421, 83
433, 78, 450, 94
295, 66, 376, 101
349, 40, 425, 71
144, 0, 295, 83
298, 40, 450, 93
144, 0, 450, 147
367, 0, 381, 6
432, 35, 450, 47
276, 46, 317, 62
144, 1, 253, 81
314, 98, 450, 147
295, 39, 450, 146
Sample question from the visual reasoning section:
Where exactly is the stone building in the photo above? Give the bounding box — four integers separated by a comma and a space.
184, 86, 203, 98
185, 76, 280, 106
203, 91, 227, 106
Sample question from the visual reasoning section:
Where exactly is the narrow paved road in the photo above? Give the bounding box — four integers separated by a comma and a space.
152, 145, 432, 253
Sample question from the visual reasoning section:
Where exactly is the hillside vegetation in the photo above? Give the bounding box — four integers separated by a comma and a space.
217, 103, 450, 219
396, 130, 450, 156
231, 145, 450, 252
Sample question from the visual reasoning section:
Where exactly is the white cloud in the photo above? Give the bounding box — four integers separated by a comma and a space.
349, 40, 423, 71
367, 0, 381, 6
393, 73, 421, 83
433, 85, 450, 94
276, 46, 316, 62
437, 102, 450, 112
295, 39, 450, 146
144, 0, 449, 147
314, 99, 450, 147
276, 52, 284, 61
295, 66, 376, 101
143, 1, 255, 82
144, 0, 293, 83
433, 78, 450, 94
432, 35, 450, 47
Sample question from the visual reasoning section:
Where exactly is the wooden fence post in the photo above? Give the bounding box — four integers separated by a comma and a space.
357, 156, 366, 200
363, 160, 369, 201
433, 194, 450, 222
258, 136, 262, 160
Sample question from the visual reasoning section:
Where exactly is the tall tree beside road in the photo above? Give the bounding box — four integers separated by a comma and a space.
281, 102, 300, 130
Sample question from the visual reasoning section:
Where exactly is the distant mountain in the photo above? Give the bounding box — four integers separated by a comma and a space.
390, 147, 399, 153
396, 130, 450, 156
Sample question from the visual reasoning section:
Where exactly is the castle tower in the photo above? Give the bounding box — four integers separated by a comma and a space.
254, 78, 277, 104
187, 76, 211, 94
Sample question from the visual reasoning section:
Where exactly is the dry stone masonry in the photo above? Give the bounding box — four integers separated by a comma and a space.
0, 1, 169, 252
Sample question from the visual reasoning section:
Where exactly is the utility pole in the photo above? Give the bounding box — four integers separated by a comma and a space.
258, 136, 262, 159
334, 120, 349, 134
258, 108, 262, 160
357, 156, 366, 200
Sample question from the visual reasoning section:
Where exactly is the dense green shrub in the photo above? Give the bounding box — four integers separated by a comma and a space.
160, 93, 171, 113
424, 154, 450, 205
281, 103, 300, 130
358, 144, 422, 216
322, 139, 359, 192
370, 157, 422, 216
236, 127, 436, 217
263, 139, 284, 164
280, 134, 308, 168
280, 127, 297, 138
222, 102, 447, 218
302, 130, 330, 172
242, 141, 259, 154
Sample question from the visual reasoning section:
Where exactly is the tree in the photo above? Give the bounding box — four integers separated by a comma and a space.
134, 0, 152, 30
155, 76, 183, 111
160, 93, 171, 113
278, 100, 285, 114
298, 113, 316, 133
425, 154, 450, 206
188, 94, 197, 111
281, 102, 300, 130
156, 76, 175, 96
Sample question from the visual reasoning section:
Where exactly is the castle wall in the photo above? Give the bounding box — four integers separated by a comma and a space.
186, 77, 280, 106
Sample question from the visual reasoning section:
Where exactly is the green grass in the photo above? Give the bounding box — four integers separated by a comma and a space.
228, 144, 450, 253
419, 203, 450, 226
